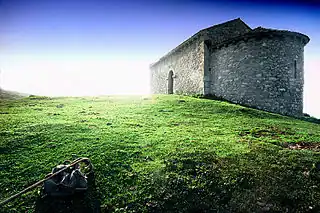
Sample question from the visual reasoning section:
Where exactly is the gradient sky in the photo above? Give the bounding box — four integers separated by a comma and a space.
0, 0, 319, 117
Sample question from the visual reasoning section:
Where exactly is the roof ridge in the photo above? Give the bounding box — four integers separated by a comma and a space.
201, 18, 251, 33
150, 18, 252, 67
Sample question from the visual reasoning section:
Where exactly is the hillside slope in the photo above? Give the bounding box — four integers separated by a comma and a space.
1, 95, 320, 212
0, 89, 30, 100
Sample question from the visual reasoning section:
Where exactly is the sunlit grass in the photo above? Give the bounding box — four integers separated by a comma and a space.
1, 95, 320, 212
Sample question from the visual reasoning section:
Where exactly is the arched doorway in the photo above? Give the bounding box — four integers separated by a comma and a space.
168, 70, 174, 94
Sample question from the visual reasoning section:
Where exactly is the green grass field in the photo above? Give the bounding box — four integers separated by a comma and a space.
1, 95, 320, 212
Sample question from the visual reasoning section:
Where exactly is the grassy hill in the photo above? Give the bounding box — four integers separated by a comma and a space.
1, 95, 320, 212
0, 89, 30, 100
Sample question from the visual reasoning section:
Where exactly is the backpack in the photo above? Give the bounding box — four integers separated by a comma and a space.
43, 160, 91, 197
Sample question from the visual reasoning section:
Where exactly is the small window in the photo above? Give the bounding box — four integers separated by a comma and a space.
294, 60, 297, 79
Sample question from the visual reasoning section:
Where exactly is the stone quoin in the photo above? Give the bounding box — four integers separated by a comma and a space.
150, 18, 310, 117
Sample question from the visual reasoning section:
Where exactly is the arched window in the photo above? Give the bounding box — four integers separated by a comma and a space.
168, 70, 174, 94
294, 60, 297, 79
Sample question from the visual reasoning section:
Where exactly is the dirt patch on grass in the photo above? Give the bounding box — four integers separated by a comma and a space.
282, 142, 320, 151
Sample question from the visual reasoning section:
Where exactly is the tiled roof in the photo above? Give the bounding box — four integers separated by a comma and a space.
150, 19, 310, 67
211, 27, 310, 50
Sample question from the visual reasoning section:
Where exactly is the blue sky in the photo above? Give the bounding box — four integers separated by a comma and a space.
0, 0, 319, 117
